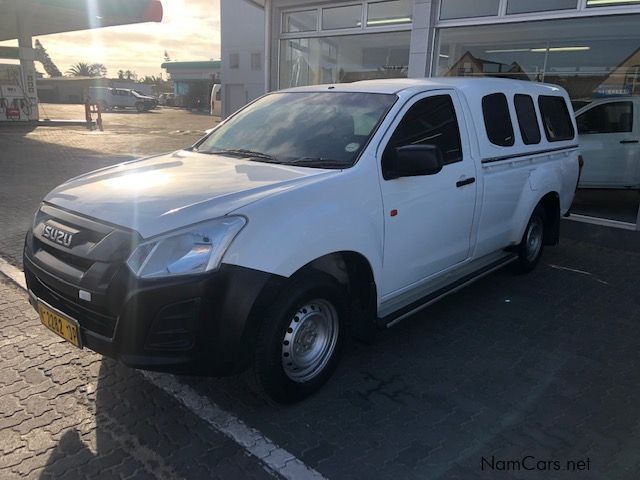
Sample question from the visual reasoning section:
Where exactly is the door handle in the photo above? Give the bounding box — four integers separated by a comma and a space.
620, 140, 639, 144
456, 177, 476, 188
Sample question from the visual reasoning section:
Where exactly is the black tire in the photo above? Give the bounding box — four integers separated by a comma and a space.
135, 102, 147, 113
98, 101, 109, 112
250, 271, 346, 404
513, 205, 546, 274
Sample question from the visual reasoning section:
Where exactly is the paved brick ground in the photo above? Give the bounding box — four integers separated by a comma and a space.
0, 276, 277, 480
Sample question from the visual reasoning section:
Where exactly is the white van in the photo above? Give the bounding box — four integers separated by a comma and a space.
25, 78, 580, 403
210, 84, 222, 117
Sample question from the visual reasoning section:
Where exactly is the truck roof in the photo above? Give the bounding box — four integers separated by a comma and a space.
281, 77, 567, 97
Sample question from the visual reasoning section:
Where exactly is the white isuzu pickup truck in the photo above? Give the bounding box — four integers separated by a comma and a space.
24, 78, 580, 403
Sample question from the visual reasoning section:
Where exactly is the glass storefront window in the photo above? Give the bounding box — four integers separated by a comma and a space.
507, 0, 578, 15
367, 0, 413, 27
280, 31, 410, 88
587, 0, 640, 7
322, 5, 362, 30
440, 0, 500, 20
283, 10, 318, 33
435, 15, 640, 227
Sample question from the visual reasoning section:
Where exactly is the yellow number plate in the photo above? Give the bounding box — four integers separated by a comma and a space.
39, 302, 82, 348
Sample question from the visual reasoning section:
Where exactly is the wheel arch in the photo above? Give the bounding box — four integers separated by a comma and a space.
539, 191, 560, 245
511, 189, 561, 247
289, 251, 379, 341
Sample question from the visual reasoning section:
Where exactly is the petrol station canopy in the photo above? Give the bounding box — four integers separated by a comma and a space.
0, 0, 163, 42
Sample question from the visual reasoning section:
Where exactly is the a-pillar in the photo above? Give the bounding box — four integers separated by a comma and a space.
16, 10, 39, 121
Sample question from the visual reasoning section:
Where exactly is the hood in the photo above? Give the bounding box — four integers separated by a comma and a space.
44, 150, 336, 238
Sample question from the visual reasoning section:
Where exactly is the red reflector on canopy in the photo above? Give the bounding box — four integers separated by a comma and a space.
143, 0, 163, 22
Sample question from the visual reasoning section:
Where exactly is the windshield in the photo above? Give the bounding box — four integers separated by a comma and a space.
132, 91, 145, 98
196, 92, 396, 168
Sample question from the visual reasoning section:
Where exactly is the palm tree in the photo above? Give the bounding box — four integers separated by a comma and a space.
66, 62, 107, 77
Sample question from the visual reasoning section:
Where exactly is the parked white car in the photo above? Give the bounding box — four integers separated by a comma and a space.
88, 87, 157, 112
576, 96, 640, 189
25, 78, 580, 403
210, 84, 221, 116
158, 92, 175, 106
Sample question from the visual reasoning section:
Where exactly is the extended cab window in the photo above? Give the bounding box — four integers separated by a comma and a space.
538, 95, 575, 142
482, 93, 515, 147
577, 102, 633, 134
514, 94, 541, 145
384, 95, 462, 165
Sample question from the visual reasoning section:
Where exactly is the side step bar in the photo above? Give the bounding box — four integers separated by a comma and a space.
380, 255, 517, 328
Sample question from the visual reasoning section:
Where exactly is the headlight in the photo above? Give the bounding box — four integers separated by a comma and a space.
126, 216, 246, 279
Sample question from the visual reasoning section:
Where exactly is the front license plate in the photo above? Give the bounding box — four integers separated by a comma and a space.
39, 302, 82, 348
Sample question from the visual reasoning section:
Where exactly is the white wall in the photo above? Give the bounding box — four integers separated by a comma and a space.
220, 0, 266, 117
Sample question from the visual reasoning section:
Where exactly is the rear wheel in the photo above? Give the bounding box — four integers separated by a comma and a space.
251, 271, 346, 404
513, 205, 546, 274
98, 101, 110, 112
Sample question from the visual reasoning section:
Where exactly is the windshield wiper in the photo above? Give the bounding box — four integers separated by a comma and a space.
283, 157, 350, 169
199, 148, 279, 163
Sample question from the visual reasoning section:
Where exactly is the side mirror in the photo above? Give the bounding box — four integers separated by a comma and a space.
383, 144, 444, 180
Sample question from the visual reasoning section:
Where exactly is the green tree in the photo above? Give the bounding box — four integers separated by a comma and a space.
34, 39, 62, 77
91, 63, 107, 77
138, 74, 163, 84
139, 74, 171, 94
66, 62, 107, 77
123, 70, 137, 81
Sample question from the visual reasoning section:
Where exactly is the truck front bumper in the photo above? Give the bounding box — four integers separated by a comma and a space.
24, 250, 285, 376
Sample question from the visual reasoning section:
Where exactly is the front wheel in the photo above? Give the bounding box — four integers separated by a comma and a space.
251, 271, 346, 404
135, 102, 147, 112
513, 206, 546, 274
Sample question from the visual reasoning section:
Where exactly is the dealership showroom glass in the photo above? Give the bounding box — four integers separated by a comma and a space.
223, 0, 640, 230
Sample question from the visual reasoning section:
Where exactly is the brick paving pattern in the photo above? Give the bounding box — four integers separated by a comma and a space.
0, 277, 277, 480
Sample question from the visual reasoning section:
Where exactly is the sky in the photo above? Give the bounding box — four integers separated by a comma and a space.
2, 0, 220, 79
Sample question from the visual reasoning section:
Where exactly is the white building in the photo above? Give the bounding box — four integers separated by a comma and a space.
222, 0, 640, 109
220, 0, 266, 117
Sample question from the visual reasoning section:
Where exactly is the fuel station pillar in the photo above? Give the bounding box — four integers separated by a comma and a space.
16, 11, 39, 121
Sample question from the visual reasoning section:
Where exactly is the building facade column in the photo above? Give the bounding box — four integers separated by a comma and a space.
408, 0, 437, 79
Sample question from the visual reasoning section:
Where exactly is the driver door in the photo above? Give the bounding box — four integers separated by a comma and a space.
378, 91, 477, 298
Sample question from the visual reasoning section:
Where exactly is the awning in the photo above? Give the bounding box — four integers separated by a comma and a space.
0, 0, 163, 42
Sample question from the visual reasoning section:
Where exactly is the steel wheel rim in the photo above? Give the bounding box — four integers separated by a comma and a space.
525, 217, 544, 262
282, 299, 339, 383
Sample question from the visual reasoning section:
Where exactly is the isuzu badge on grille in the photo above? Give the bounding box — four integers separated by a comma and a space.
42, 224, 74, 248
